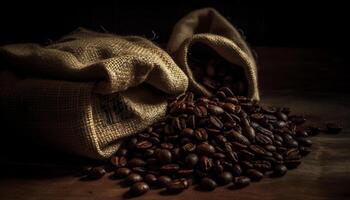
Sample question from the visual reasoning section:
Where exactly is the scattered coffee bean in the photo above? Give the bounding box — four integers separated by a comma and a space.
87, 167, 106, 180
217, 171, 233, 185
115, 167, 131, 179
125, 173, 143, 185
129, 182, 149, 196
274, 165, 287, 176
200, 177, 217, 191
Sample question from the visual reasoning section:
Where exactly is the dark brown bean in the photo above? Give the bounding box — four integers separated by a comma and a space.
129, 182, 149, 196
200, 177, 217, 191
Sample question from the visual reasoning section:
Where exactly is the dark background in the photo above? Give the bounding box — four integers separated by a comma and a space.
0, 1, 348, 48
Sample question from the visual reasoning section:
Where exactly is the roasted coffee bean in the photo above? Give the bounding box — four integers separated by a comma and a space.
194, 128, 209, 141
249, 145, 267, 156
157, 176, 172, 188
238, 149, 254, 160
110, 156, 127, 168
231, 164, 243, 176
166, 178, 189, 193
178, 169, 194, 177
326, 122, 343, 134
129, 182, 150, 196
208, 105, 225, 115
296, 130, 309, 137
209, 116, 224, 129
125, 173, 143, 184
160, 164, 180, 174
182, 143, 196, 153
156, 149, 172, 164
284, 160, 301, 169
222, 103, 236, 113
116, 148, 128, 157
127, 158, 146, 167
243, 125, 256, 142
144, 174, 157, 185
197, 143, 216, 155
136, 140, 152, 150
200, 177, 217, 191
217, 171, 233, 185
234, 176, 251, 188
181, 128, 194, 137
299, 146, 311, 156
184, 153, 199, 168
256, 133, 273, 145
227, 151, 239, 163
87, 167, 106, 180
295, 137, 312, 147
127, 137, 138, 150
274, 165, 288, 176
247, 169, 264, 181
199, 156, 213, 172
115, 167, 131, 179
225, 130, 250, 145
265, 144, 277, 152
161, 143, 174, 149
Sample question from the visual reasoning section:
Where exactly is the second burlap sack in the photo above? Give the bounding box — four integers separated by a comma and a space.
167, 8, 259, 101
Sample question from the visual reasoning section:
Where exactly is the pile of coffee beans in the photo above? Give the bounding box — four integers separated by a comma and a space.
80, 47, 342, 197
103, 89, 317, 196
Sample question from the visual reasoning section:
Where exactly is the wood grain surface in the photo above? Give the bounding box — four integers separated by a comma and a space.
0, 47, 349, 200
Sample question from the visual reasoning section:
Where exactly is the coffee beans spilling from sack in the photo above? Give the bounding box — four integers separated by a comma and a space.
80, 56, 342, 197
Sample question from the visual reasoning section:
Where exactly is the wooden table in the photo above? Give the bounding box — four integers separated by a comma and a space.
1, 47, 349, 200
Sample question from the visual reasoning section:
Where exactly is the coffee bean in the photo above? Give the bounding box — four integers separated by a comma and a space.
185, 153, 199, 168
249, 145, 267, 156
295, 137, 312, 147
87, 167, 106, 180
160, 164, 180, 174
274, 165, 287, 176
126, 173, 143, 184
182, 143, 196, 153
129, 182, 149, 196
136, 140, 152, 149
128, 158, 146, 167
200, 177, 217, 191
208, 105, 225, 115
197, 143, 216, 155
110, 156, 127, 168
157, 149, 172, 164
115, 167, 131, 179
199, 156, 213, 172
256, 133, 273, 145
144, 174, 157, 185
225, 130, 250, 145
194, 128, 209, 141
166, 178, 189, 193
217, 171, 233, 185
181, 128, 194, 137
222, 103, 236, 113
247, 169, 263, 181
209, 116, 224, 129
157, 176, 172, 188
234, 176, 251, 188
299, 146, 311, 156
326, 122, 342, 134
284, 159, 301, 169
243, 125, 256, 142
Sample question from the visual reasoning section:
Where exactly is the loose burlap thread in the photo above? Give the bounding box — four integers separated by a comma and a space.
0, 8, 259, 159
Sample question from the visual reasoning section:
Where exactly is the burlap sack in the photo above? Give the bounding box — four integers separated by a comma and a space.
0, 28, 188, 159
167, 8, 259, 101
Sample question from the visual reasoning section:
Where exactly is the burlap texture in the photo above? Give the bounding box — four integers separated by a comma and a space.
0, 28, 188, 159
167, 8, 259, 101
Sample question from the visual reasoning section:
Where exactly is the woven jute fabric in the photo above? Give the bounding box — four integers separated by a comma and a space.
0, 28, 188, 159
167, 8, 259, 101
